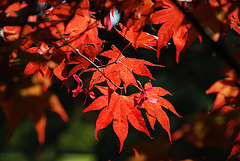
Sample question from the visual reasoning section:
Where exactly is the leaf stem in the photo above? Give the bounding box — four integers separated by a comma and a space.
121, 42, 131, 53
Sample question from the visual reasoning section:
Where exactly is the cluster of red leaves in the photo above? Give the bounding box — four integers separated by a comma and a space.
83, 81, 178, 151
0, 0, 240, 157
206, 69, 240, 112
206, 52, 240, 159
204, 0, 240, 158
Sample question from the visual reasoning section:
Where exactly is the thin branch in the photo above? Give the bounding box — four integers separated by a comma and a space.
135, 80, 144, 92
69, 45, 123, 90
54, 26, 123, 90
136, 80, 144, 91
171, 0, 240, 74
121, 42, 131, 53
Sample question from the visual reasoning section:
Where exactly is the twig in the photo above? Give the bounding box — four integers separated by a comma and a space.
54, 26, 123, 90
68, 45, 123, 90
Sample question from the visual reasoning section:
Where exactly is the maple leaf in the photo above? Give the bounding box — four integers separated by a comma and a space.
68, 27, 103, 52
50, 43, 102, 87
2, 26, 22, 42
0, 84, 69, 143
23, 43, 55, 91
210, 0, 240, 34
126, 0, 154, 29
51, 3, 71, 18
229, 131, 240, 159
83, 86, 150, 151
132, 81, 181, 142
89, 68, 122, 90
53, 57, 67, 79
151, 1, 223, 62
151, 0, 188, 62
50, 45, 71, 88
90, 45, 163, 90
5, 2, 28, 17
65, 18, 103, 50
121, 0, 155, 45
206, 51, 240, 158
206, 49, 240, 112
178, 2, 226, 54
65, 13, 88, 37
24, 61, 52, 91
116, 24, 157, 50
67, 44, 103, 77
206, 69, 240, 112
46, 0, 102, 50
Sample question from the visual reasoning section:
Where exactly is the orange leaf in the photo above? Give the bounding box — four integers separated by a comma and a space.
229, 131, 240, 159
83, 86, 150, 152
90, 45, 163, 90
151, 0, 188, 62
5, 2, 28, 17
2, 26, 22, 42
116, 24, 157, 50
132, 81, 180, 142
67, 44, 102, 77
65, 14, 88, 37
206, 69, 240, 112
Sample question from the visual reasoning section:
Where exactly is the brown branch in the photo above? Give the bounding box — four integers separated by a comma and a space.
55, 24, 123, 90
68, 45, 123, 90
171, 0, 240, 74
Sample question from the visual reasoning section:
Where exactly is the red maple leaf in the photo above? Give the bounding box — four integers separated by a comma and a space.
116, 24, 157, 50
206, 69, 240, 112
2, 26, 22, 42
132, 81, 181, 142
24, 61, 53, 91
47, 0, 102, 50
49, 3, 71, 19
83, 86, 150, 151
151, 0, 188, 62
51, 43, 102, 89
23, 43, 55, 91
5, 2, 28, 17
90, 45, 163, 90
206, 50, 240, 112
65, 14, 89, 38
229, 131, 240, 159
210, 0, 240, 34
121, 0, 155, 44
67, 44, 103, 77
